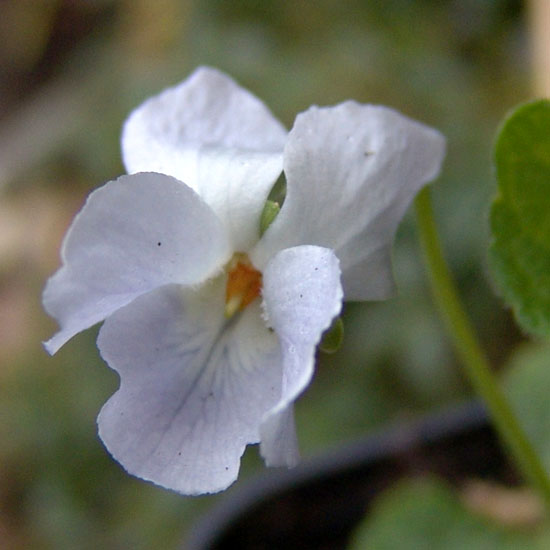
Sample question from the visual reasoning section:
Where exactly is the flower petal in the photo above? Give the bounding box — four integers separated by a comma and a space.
122, 67, 287, 249
195, 147, 283, 251
260, 407, 300, 468
43, 173, 230, 354
259, 245, 343, 466
252, 102, 445, 300
97, 281, 282, 495
122, 66, 287, 175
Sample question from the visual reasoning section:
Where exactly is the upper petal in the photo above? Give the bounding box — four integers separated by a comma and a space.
122, 66, 287, 177
195, 147, 283, 251
122, 67, 287, 249
97, 281, 282, 495
252, 102, 445, 300
43, 172, 231, 354
259, 245, 343, 466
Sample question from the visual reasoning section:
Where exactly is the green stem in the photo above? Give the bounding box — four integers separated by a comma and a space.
415, 186, 550, 506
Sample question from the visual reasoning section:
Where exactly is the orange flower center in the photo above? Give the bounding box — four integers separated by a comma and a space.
224, 254, 262, 318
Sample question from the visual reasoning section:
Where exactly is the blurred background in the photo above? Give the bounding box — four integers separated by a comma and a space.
0, 0, 531, 548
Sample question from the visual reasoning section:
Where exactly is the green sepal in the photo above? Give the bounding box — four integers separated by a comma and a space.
259, 200, 280, 236
319, 316, 344, 354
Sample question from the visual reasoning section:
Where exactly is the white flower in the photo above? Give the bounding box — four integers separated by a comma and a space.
43, 67, 445, 495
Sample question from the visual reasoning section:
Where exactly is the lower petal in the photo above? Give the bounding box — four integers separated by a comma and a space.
97, 280, 281, 495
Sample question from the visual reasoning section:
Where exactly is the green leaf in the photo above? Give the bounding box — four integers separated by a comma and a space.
349, 478, 550, 550
489, 100, 550, 336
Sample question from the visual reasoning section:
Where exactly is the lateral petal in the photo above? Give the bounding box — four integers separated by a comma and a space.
259, 245, 343, 466
43, 173, 230, 354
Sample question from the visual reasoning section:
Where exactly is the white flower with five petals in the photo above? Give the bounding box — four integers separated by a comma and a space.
43, 67, 445, 495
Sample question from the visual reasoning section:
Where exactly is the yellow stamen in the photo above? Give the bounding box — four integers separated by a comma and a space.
224, 254, 262, 318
